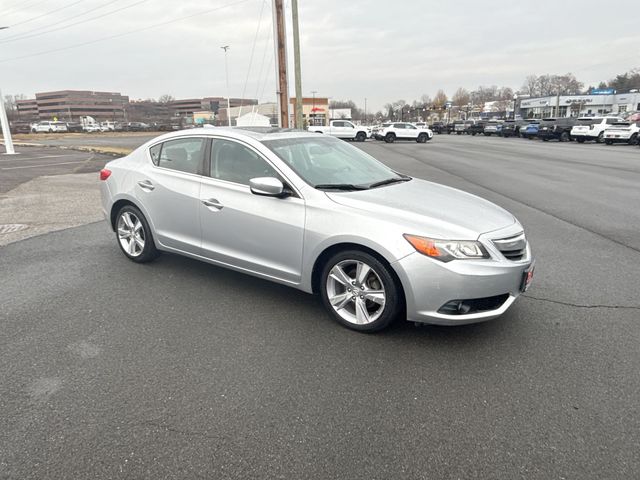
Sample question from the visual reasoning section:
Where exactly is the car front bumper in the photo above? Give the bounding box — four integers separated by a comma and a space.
392, 229, 533, 325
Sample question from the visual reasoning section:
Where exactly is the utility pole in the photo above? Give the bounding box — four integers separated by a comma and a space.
291, 0, 303, 129
0, 88, 16, 155
364, 98, 367, 124
311, 90, 317, 125
221, 45, 231, 126
272, 0, 289, 127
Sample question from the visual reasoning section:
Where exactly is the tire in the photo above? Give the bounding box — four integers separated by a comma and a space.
384, 133, 395, 143
605, 140, 613, 145
560, 132, 570, 142
456, 132, 461, 135
320, 250, 402, 332
597, 132, 604, 143
417, 133, 427, 143
355, 131, 366, 142
115, 205, 160, 263
629, 133, 638, 145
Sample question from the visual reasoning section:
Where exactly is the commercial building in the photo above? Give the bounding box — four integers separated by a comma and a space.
518, 91, 640, 118
169, 97, 257, 117
290, 96, 330, 126
32, 90, 129, 121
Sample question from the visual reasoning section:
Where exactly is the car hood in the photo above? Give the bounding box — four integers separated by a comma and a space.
325, 178, 516, 240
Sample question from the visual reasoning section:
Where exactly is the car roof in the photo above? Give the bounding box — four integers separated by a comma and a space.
145, 126, 321, 145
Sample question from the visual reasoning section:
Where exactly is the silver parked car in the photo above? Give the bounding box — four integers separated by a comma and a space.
99, 128, 534, 332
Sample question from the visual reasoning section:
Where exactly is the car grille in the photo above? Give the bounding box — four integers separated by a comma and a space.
492, 232, 527, 261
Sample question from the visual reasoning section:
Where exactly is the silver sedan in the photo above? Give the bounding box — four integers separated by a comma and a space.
99, 127, 534, 332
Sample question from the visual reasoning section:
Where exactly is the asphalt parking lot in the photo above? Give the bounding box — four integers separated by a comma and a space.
1, 134, 639, 479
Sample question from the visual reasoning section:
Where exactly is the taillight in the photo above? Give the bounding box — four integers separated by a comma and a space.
99, 169, 111, 181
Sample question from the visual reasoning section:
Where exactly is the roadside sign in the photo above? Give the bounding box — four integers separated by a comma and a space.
590, 88, 615, 95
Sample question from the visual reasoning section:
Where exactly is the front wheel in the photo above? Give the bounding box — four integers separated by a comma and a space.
628, 133, 638, 145
384, 133, 395, 143
597, 132, 604, 143
560, 132, 570, 142
320, 251, 402, 332
417, 133, 427, 143
355, 131, 366, 142
115, 205, 160, 263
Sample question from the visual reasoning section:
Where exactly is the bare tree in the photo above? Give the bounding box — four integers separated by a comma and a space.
432, 90, 448, 108
452, 87, 470, 107
158, 94, 175, 103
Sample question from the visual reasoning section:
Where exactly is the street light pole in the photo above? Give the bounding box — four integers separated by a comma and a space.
0, 88, 16, 155
311, 90, 317, 125
221, 45, 231, 126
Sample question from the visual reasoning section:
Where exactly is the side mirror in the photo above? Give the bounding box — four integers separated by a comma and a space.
249, 177, 286, 197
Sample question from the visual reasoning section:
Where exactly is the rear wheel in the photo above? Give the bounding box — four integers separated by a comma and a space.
320, 251, 402, 332
115, 205, 159, 263
355, 131, 366, 142
597, 132, 604, 143
384, 133, 395, 143
628, 133, 638, 145
560, 131, 570, 142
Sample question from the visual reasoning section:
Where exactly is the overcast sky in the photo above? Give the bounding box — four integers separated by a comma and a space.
1, 0, 639, 111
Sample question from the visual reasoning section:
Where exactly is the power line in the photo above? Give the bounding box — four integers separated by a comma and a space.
253, 16, 273, 102
238, 0, 266, 110
0, 0, 146, 45
0, 0, 254, 64
8, 0, 84, 28
0, 0, 127, 44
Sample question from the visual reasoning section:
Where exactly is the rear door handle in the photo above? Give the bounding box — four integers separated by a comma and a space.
202, 198, 223, 210
137, 180, 155, 191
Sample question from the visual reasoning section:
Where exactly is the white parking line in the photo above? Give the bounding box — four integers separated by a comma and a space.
0, 154, 71, 163
1, 160, 87, 170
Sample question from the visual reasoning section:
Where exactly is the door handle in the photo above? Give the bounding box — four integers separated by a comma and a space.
202, 198, 223, 210
137, 180, 155, 191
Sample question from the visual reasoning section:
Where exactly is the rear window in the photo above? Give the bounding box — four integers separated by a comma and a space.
577, 118, 601, 125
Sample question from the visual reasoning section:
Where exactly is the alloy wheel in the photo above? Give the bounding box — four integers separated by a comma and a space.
117, 211, 145, 257
325, 259, 386, 325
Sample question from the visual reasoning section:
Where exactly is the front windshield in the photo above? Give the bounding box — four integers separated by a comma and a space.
262, 136, 406, 189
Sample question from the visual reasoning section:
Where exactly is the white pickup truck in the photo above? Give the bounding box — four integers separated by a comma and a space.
308, 120, 369, 142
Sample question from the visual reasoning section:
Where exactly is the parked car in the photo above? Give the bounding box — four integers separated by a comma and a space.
83, 123, 101, 133
100, 121, 120, 132
375, 122, 433, 143
33, 121, 68, 133
65, 122, 84, 133
520, 120, 541, 139
9, 121, 32, 134
467, 120, 486, 136
124, 122, 151, 132
501, 119, 529, 138
602, 121, 640, 145
570, 117, 624, 143
99, 128, 534, 332
308, 120, 369, 142
452, 121, 466, 135
483, 120, 503, 136
538, 117, 577, 142
429, 122, 446, 134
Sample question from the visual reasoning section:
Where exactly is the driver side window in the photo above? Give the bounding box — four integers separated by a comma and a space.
210, 139, 278, 185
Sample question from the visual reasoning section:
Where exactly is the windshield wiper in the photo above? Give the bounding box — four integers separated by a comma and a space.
314, 183, 369, 191
367, 176, 412, 189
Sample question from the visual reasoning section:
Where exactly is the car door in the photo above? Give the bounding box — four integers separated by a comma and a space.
404, 123, 419, 139
341, 121, 357, 139
136, 136, 206, 254
199, 137, 305, 284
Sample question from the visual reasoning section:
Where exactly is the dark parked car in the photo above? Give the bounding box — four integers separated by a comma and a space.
65, 122, 84, 133
123, 122, 151, 132
429, 122, 446, 134
9, 121, 32, 134
466, 120, 486, 136
520, 120, 541, 139
501, 119, 530, 138
538, 117, 577, 142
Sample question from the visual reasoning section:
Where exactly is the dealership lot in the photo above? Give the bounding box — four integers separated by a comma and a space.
1, 135, 639, 478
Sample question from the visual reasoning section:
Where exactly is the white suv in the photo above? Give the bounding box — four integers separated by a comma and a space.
375, 122, 433, 143
570, 117, 623, 143
602, 121, 640, 145
33, 121, 68, 133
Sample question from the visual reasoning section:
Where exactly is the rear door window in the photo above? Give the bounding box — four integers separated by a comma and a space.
157, 137, 206, 175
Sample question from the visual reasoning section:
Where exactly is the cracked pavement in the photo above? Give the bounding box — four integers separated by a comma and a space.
1, 135, 639, 479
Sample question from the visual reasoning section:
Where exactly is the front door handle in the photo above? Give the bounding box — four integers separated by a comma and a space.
137, 180, 155, 191
202, 198, 223, 210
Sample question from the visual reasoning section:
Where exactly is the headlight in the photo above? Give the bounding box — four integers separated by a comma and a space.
403, 234, 490, 262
